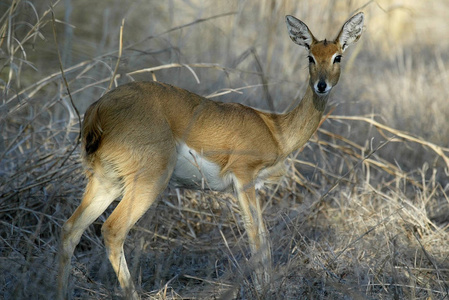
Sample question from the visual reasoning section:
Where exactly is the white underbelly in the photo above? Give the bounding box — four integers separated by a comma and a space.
169, 143, 233, 191
169, 143, 283, 192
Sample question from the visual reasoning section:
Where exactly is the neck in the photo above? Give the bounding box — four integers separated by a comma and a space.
267, 86, 328, 157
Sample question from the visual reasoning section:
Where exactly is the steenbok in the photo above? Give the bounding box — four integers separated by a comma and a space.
58, 12, 364, 299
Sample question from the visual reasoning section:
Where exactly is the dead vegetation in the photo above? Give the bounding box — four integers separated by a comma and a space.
1, 0, 449, 299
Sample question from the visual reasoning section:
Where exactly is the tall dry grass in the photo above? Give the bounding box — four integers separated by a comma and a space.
1, 0, 448, 299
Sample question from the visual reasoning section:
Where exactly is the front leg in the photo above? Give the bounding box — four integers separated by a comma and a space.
234, 176, 272, 289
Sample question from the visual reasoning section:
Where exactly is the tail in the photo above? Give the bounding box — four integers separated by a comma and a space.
82, 101, 103, 158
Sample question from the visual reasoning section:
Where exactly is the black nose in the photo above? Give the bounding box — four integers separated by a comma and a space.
317, 81, 327, 93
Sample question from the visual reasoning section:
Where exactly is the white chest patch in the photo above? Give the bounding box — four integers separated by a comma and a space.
169, 143, 233, 191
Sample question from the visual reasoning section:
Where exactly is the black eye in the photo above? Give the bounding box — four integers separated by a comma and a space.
308, 56, 315, 64
333, 55, 342, 64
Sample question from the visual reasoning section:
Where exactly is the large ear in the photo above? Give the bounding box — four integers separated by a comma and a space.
336, 12, 364, 52
285, 15, 316, 50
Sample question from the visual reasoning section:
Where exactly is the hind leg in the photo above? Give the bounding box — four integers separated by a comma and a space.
101, 159, 174, 299
58, 174, 121, 300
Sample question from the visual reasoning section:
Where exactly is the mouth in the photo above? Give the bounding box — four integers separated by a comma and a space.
315, 88, 331, 95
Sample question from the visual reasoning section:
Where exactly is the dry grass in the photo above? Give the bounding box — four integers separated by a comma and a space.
1, 0, 449, 299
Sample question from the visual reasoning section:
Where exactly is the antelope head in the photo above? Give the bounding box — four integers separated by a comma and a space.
286, 12, 364, 96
